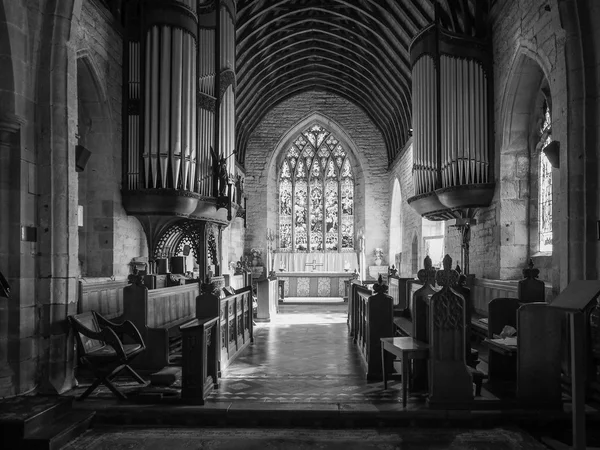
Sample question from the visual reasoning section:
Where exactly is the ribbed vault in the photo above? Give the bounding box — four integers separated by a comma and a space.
236, 0, 492, 166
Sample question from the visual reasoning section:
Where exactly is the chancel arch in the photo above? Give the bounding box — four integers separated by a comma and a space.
499, 51, 555, 282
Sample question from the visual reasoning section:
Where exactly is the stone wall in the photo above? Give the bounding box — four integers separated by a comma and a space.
74, 0, 147, 279
244, 91, 389, 269
490, 0, 568, 288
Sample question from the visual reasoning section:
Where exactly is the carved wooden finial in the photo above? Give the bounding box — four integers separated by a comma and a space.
373, 273, 389, 294
522, 258, 540, 280
127, 269, 145, 286
417, 255, 437, 284
435, 254, 459, 287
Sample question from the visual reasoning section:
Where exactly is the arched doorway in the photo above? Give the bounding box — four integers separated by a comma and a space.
76, 56, 115, 277
499, 52, 554, 281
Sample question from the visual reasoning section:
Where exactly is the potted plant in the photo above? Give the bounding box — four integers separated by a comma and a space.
250, 248, 262, 266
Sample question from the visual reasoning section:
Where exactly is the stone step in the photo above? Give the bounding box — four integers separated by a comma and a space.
0, 396, 73, 446
22, 410, 96, 450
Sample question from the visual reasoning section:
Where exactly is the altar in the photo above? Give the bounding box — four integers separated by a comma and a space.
272, 252, 358, 273
276, 271, 356, 299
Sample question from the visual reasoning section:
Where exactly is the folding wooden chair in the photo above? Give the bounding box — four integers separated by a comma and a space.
68, 311, 147, 400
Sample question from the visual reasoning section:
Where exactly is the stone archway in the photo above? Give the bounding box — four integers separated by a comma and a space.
76, 54, 115, 277
498, 53, 548, 280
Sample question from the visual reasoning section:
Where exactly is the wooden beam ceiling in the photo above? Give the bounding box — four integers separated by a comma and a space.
235, 0, 491, 165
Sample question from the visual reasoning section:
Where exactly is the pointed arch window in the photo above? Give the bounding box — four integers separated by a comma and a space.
278, 125, 354, 252
538, 100, 552, 253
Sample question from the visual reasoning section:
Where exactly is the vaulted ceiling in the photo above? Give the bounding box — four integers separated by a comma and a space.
235, 0, 492, 166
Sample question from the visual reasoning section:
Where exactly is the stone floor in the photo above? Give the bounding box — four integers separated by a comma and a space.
62, 425, 550, 449
58, 302, 595, 449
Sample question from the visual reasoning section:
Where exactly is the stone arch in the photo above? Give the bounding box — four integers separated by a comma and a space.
266, 111, 367, 251
411, 234, 419, 276
389, 177, 402, 269
498, 50, 550, 280
76, 53, 116, 277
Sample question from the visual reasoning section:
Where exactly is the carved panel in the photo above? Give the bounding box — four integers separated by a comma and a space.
297, 277, 310, 296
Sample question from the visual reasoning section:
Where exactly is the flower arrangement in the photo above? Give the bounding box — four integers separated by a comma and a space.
250, 248, 262, 259
373, 248, 384, 258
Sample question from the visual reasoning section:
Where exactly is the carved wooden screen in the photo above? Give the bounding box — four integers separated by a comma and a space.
278, 125, 354, 252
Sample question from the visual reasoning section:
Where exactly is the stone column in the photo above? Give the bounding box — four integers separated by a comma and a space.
0, 114, 22, 397
36, 0, 79, 395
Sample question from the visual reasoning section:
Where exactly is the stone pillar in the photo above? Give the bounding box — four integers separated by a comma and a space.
0, 114, 22, 397
36, 0, 79, 395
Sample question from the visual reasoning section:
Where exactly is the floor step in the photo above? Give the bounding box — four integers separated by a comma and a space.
23, 410, 96, 450
0, 396, 74, 445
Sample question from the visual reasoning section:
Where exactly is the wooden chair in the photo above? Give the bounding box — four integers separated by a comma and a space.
69, 311, 147, 400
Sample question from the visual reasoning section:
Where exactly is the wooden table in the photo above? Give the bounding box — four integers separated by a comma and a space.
484, 337, 517, 384
380, 337, 429, 408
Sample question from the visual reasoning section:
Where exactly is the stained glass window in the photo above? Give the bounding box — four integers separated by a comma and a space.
539, 101, 552, 253
278, 125, 354, 252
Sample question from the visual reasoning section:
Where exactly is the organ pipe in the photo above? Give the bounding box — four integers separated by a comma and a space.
407, 24, 494, 221
123, 0, 237, 206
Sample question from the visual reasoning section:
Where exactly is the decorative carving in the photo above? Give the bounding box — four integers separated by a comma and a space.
219, 69, 236, 99
435, 254, 459, 288
201, 276, 220, 296
206, 328, 212, 347
127, 269, 145, 286
522, 258, 540, 279
417, 255, 437, 286
372, 274, 388, 294
206, 224, 218, 265
431, 255, 463, 331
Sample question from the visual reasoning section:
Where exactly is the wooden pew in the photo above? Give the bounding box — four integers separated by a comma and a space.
195, 286, 254, 374
392, 280, 425, 337
351, 277, 394, 380
78, 278, 128, 320
388, 275, 415, 314
470, 259, 551, 340
348, 281, 372, 337
180, 316, 219, 404
123, 279, 198, 370
428, 255, 474, 409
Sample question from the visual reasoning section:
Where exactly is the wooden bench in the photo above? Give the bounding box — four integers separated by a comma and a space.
351, 279, 394, 380
122, 280, 198, 370
78, 278, 128, 320
196, 286, 254, 374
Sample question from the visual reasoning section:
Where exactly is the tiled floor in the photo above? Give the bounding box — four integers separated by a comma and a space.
210, 303, 406, 403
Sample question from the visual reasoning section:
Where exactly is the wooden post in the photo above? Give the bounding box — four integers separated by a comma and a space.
570, 311, 586, 450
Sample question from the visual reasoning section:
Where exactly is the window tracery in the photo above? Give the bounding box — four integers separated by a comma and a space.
278, 125, 354, 252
